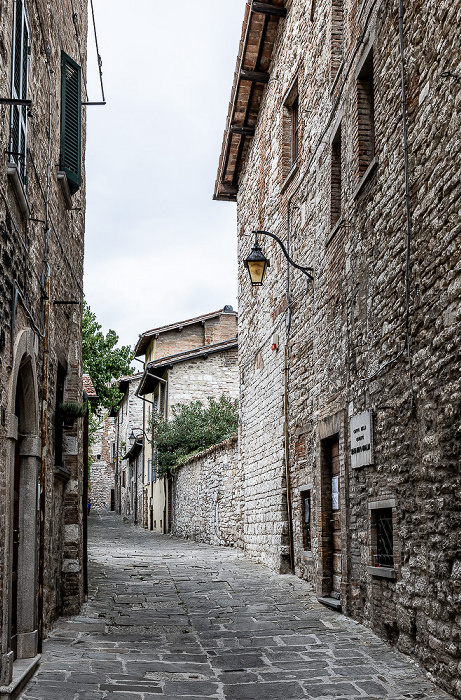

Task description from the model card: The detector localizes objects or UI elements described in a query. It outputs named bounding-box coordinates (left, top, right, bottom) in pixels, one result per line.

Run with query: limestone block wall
left=228, top=0, right=461, bottom=695
left=167, top=348, right=239, bottom=416
left=172, top=437, right=243, bottom=548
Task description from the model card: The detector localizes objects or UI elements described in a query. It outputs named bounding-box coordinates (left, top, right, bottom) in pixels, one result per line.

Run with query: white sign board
left=350, top=410, right=373, bottom=468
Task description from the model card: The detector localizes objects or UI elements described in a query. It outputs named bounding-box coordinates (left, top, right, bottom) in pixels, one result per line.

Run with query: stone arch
left=3, top=328, right=40, bottom=680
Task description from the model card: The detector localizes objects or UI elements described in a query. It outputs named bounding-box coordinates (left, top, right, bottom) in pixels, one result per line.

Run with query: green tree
left=152, top=395, right=238, bottom=477
left=82, top=300, right=133, bottom=411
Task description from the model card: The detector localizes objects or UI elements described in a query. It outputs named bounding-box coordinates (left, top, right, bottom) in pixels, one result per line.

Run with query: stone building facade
left=111, top=374, right=143, bottom=523
left=172, top=437, right=242, bottom=548
left=135, top=307, right=239, bottom=534
left=215, top=0, right=460, bottom=696
left=0, top=0, right=87, bottom=692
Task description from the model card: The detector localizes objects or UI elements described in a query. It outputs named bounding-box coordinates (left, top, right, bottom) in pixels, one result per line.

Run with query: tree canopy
left=82, top=300, right=133, bottom=411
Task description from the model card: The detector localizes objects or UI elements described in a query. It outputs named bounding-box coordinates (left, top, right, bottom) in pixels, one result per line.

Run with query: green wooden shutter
left=60, top=51, right=81, bottom=195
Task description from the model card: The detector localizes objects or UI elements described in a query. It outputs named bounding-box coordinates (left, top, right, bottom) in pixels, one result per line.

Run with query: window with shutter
left=60, top=51, right=82, bottom=195
left=10, top=0, right=30, bottom=185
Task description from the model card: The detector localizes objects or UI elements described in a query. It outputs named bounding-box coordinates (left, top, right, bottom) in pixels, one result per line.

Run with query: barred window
left=302, top=490, right=312, bottom=551
left=10, top=0, right=30, bottom=185
left=372, top=508, right=394, bottom=568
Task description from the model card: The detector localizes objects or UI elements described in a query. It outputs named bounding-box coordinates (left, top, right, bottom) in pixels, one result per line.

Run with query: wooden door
left=330, top=439, right=341, bottom=597
left=11, top=443, right=20, bottom=658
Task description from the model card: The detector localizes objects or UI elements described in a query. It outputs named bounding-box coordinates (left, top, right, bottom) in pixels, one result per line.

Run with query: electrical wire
left=89, top=0, right=106, bottom=104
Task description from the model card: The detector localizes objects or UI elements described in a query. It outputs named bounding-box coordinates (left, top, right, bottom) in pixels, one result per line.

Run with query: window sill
left=367, top=565, right=395, bottom=580
left=326, top=216, right=344, bottom=247
left=353, top=157, right=378, bottom=200
left=302, top=550, right=313, bottom=559
left=281, top=161, right=299, bottom=193
left=7, top=162, right=30, bottom=217
left=57, top=171, right=73, bottom=210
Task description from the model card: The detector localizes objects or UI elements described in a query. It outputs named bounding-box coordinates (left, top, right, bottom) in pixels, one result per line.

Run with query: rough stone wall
left=172, top=437, right=243, bottom=548
left=167, top=348, right=239, bottom=417
left=0, top=0, right=87, bottom=680
left=232, top=0, right=460, bottom=696
left=89, top=413, right=115, bottom=512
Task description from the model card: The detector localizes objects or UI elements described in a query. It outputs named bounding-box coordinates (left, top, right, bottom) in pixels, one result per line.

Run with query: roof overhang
left=214, top=0, right=287, bottom=202
left=137, top=338, right=238, bottom=397
left=122, top=438, right=143, bottom=461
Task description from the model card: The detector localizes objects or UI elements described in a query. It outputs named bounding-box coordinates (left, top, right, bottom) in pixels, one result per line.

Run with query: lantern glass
left=247, top=259, right=268, bottom=286
left=128, top=430, right=136, bottom=446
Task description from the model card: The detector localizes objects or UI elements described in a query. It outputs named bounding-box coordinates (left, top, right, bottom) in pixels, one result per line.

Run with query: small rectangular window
left=282, top=79, right=299, bottom=179
left=356, top=49, right=375, bottom=178
left=10, top=0, right=30, bottom=185
left=291, top=96, right=299, bottom=166
left=330, top=124, right=342, bottom=229
left=330, top=0, right=344, bottom=80
left=122, top=471, right=126, bottom=487
left=302, top=490, right=312, bottom=551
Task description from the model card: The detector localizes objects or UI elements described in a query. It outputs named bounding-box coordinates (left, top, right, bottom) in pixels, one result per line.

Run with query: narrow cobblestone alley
left=20, top=514, right=453, bottom=700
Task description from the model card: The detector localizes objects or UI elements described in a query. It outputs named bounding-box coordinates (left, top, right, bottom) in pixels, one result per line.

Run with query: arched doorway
left=2, top=329, right=40, bottom=685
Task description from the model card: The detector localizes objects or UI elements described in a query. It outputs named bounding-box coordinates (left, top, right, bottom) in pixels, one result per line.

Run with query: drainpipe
left=38, top=56, right=52, bottom=651
left=37, top=274, right=49, bottom=652
left=82, top=393, right=89, bottom=597
left=281, top=195, right=297, bottom=572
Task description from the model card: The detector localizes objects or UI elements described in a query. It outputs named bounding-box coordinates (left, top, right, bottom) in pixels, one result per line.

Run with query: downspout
left=398, top=0, right=414, bottom=408
left=38, top=57, right=52, bottom=651
left=82, top=393, right=89, bottom=597
left=37, top=274, right=49, bottom=652
left=282, top=195, right=297, bottom=572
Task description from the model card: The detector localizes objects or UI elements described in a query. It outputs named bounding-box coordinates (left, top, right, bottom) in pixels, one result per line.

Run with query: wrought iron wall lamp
left=244, top=230, right=313, bottom=286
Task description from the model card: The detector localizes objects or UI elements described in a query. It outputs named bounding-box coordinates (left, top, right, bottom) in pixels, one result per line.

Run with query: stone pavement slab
left=20, top=513, right=454, bottom=700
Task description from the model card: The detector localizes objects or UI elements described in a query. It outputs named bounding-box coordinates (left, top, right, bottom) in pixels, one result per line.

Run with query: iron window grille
left=373, top=508, right=394, bottom=567
left=10, top=0, right=30, bottom=185
left=302, top=490, right=312, bottom=551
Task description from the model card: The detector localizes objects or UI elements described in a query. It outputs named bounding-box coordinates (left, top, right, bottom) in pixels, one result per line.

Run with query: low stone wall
left=171, top=436, right=243, bottom=548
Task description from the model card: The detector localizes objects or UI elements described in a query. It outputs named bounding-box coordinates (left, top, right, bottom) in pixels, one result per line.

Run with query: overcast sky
left=84, top=1, right=245, bottom=350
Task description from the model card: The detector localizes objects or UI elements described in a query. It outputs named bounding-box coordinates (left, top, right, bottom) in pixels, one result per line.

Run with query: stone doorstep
left=317, top=596, right=342, bottom=612
left=0, top=655, right=41, bottom=700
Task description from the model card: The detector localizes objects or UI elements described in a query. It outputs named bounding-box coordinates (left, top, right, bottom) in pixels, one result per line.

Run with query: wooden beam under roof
left=252, top=2, right=287, bottom=17
left=230, top=124, right=256, bottom=136
left=240, top=69, right=270, bottom=83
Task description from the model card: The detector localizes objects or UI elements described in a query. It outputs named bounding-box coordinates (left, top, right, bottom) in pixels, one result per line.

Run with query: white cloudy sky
left=84, top=0, right=245, bottom=349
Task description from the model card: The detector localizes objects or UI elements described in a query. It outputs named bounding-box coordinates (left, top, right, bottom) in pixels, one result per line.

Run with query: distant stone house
left=0, top=0, right=88, bottom=691
left=214, top=0, right=460, bottom=697
left=135, top=307, right=239, bottom=534
left=111, top=374, right=143, bottom=523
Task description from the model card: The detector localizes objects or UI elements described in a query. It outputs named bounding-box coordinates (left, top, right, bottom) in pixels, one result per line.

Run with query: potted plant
left=58, top=400, right=88, bottom=428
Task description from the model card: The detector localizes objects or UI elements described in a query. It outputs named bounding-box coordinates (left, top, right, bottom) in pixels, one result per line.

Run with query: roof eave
left=214, top=0, right=287, bottom=202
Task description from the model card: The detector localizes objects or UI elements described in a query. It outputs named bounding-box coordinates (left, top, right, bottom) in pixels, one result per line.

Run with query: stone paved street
left=21, top=513, right=453, bottom=700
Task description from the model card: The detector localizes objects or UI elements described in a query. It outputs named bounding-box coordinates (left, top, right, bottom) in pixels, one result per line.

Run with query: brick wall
left=172, top=437, right=243, bottom=548
left=152, top=312, right=238, bottom=361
